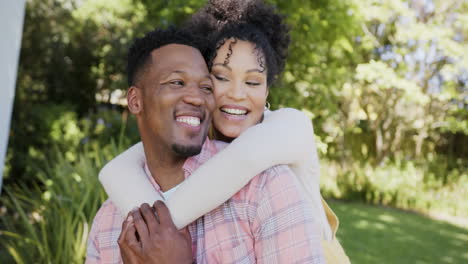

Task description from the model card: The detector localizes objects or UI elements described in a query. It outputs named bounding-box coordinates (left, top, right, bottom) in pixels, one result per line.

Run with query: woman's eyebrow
left=212, top=63, right=232, bottom=71
left=246, top=68, right=264, bottom=73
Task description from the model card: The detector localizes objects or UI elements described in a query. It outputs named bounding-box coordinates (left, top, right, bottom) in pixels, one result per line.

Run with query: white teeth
left=221, top=108, right=247, bottom=115
left=176, top=116, right=200, bottom=126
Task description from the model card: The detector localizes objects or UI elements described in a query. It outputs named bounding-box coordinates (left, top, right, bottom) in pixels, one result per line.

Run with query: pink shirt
left=86, top=139, right=324, bottom=263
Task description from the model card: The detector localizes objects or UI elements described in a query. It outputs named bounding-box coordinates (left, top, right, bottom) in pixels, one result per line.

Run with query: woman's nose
left=226, top=81, right=247, bottom=101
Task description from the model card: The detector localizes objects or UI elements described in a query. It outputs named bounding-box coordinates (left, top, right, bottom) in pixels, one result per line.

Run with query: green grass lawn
left=330, top=201, right=468, bottom=264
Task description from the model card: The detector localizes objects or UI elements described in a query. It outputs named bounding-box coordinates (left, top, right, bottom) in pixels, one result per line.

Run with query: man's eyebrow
left=164, top=71, right=211, bottom=80
left=212, top=63, right=232, bottom=71
left=161, top=70, right=186, bottom=79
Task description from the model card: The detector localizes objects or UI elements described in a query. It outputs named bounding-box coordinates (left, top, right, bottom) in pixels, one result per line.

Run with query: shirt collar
left=181, top=138, right=216, bottom=175
left=143, top=138, right=217, bottom=192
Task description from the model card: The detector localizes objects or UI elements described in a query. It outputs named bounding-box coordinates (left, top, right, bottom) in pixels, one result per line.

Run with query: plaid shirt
left=86, top=139, right=324, bottom=264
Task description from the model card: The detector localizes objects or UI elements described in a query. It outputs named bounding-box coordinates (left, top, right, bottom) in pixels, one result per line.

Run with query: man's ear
left=127, top=86, right=143, bottom=114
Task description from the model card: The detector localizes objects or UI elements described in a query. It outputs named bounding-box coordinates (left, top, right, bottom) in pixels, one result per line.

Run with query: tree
left=339, top=0, right=468, bottom=163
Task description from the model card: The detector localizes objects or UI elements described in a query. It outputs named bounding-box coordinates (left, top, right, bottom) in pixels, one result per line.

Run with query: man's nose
left=182, top=84, right=205, bottom=106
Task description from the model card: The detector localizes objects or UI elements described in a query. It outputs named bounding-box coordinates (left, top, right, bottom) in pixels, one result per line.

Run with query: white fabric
left=161, top=185, right=181, bottom=200
left=99, top=108, right=332, bottom=239
left=143, top=162, right=181, bottom=201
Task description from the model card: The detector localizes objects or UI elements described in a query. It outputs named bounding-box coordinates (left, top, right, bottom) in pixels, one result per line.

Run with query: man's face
left=129, top=44, right=215, bottom=157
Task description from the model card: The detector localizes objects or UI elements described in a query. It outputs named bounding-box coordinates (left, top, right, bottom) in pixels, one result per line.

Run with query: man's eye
left=170, top=80, right=184, bottom=86
left=214, top=75, right=228, bottom=82
left=201, top=86, right=213, bottom=93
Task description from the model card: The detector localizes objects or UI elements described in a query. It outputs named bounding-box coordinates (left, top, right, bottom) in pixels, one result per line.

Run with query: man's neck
left=143, top=143, right=186, bottom=192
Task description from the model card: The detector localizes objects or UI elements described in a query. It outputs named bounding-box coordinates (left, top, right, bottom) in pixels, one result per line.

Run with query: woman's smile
left=219, top=104, right=250, bottom=121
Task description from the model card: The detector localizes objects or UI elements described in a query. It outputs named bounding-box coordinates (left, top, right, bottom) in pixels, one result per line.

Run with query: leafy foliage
left=321, top=158, right=468, bottom=217
left=4, top=102, right=138, bottom=186
left=0, top=141, right=125, bottom=263
left=7, top=0, right=467, bottom=180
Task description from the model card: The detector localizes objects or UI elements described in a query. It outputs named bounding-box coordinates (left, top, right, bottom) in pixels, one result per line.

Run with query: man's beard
left=171, top=143, right=203, bottom=158
left=171, top=127, right=209, bottom=158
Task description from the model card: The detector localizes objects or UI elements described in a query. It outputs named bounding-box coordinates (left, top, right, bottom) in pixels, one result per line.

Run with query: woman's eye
left=246, top=81, right=261, bottom=86
left=214, top=75, right=228, bottom=82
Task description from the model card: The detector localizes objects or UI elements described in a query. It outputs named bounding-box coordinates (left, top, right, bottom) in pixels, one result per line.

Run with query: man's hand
left=117, top=201, right=193, bottom=264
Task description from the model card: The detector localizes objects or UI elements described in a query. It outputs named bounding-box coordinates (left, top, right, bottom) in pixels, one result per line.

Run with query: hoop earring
left=264, top=101, right=271, bottom=111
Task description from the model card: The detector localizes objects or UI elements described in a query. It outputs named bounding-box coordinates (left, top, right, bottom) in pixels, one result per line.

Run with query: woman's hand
left=118, top=201, right=193, bottom=264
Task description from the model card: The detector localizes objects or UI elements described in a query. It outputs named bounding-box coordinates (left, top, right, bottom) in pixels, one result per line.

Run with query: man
left=86, top=26, right=324, bottom=263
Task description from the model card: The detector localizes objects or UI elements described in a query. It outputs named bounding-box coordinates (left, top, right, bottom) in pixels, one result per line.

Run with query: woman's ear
left=127, top=86, right=142, bottom=114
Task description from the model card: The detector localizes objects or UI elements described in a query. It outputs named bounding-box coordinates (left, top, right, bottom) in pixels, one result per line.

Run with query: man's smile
left=174, top=109, right=206, bottom=133
left=176, top=116, right=201, bottom=127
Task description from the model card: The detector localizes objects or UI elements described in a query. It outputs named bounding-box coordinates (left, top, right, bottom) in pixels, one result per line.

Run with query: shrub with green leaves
left=4, top=102, right=138, bottom=185
left=321, top=159, right=468, bottom=218
left=0, top=141, right=125, bottom=263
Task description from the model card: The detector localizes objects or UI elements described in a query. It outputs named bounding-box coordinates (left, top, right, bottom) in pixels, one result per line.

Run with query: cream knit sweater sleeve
left=99, top=108, right=332, bottom=239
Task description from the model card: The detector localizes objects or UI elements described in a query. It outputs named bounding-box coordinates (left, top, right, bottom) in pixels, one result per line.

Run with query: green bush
left=321, top=159, right=468, bottom=218
left=6, top=103, right=81, bottom=184
left=4, top=103, right=138, bottom=184
left=0, top=141, right=126, bottom=263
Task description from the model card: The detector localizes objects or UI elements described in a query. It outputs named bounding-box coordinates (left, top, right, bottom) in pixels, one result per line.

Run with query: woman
left=101, top=1, right=349, bottom=262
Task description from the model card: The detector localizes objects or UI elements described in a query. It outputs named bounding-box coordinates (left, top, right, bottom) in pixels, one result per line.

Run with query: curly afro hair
left=127, top=26, right=211, bottom=86
left=186, top=0, right=290, bottom=86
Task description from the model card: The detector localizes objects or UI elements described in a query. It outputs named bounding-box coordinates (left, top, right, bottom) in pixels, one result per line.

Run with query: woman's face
left=211, top=39, right=268, bottom=139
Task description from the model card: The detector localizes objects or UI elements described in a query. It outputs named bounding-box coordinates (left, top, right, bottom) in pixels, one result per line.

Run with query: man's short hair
left=127, top=26, right=210, bottom=86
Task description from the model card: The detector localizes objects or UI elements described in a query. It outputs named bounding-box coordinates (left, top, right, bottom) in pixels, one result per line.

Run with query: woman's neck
left=211, top=113, right=266, bottom=143
left=212, top=128, right=235, bottom=143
